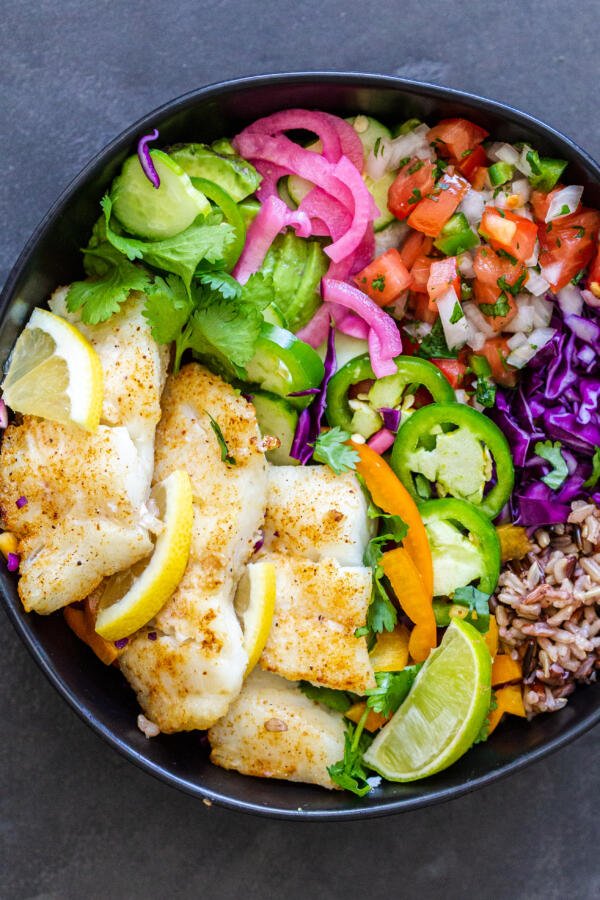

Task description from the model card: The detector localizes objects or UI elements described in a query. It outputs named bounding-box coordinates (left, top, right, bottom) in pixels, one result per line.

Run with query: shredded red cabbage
left=6, top=552, right=19, bottom=573
left=15, top=496, right=27, bottom=509
left=137, top=129, right=161, bottom=189
left=290, top=320, right=336, bottom=464
left=491, top=300, right=600, bottom=525
left=114, top=637, right=129, bottom=649
left=380, top=407, right=401, bottom=432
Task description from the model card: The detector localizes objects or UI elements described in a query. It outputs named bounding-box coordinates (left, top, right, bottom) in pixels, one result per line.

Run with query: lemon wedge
left=1, top=307, right=103, bottom=432
left=235, top=561, right=276, bottom=674
left=94, top=470, right=193, bottom=641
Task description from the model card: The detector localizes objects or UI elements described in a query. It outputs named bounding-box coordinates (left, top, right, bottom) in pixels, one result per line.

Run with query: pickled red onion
left=232, top=195, right=311, bottom=284
left=244, top=109, right=343, bottom=162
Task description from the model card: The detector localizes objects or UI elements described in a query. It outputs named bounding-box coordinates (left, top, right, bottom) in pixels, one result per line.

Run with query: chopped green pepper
left=420, top=498, right=501, bottom=596
left=390, top=402, right=514, bottom=518
left=326, top=354, right=456, bottom=434
left=191, top=176, right=246, bottom=270
left=525, top=150, right=568, bottom=193
left=487, top=162, right=514, bottom=187
left=392, top=118, right=422, bottom=137
left=433, top=212, right=479, bottom=256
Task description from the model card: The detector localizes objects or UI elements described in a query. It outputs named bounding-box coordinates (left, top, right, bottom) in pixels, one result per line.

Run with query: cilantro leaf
left=417, top=318, right=457, bottom=360
left=143, top=274, right=192, bottom=343
left=240, top=271, right=276, bottom=310
left=311, top=427, right=359, bottom=475
left=474, top=376, right=496, bottom=408
left=479, top=293, right=511, bottom=317
left=298, top=682, right=352, bottom=712
left=449, top=302, right=464, bottom=324
left=534, top=440, right=569, bottom=490
left=196, top=270, right=241, bottom=299
left=327, top=713, right=374, bottom=797
left=583, top=446, right=600, bottom=490
left=365, top=665, right=421, bottom=717
left=364, top=534, right=398, bottom=635
left=497, top=272, right=526, bottom=296
left=66, top=244, right=151, bottom=324
left=206, top=412, right=236, bottom=465
left=102, top=195, right=235, bottom=292
left=452, top=585, right=491, bottom=633
left=367, top=499, right=408, bottom=544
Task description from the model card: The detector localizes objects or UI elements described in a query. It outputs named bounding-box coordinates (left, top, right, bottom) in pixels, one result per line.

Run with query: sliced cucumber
left=347, top=115, right=391, bottom=155
left=350, top=402, right=383, bottom=439
left=317, top=332, right=369, bottom=369
left=267, top=231, right=327, bottom=331
left=111, top=150, right=210, bottom=240
left=211, top=138, right=236, bottom=156
left=365, top=170, right=396, bottom=232
left=251, top=391, right=299, bottom=466
left=287, top=172, right=313, bottom=206
left=262, top=302, right=287, bottom=328
left=278, top=177, right=297, bottom=209
left=168, top=143, right=261, bottom=202
left=239, top=197, right=260, bottom=225
left=245, top=323, right=325, bottom=408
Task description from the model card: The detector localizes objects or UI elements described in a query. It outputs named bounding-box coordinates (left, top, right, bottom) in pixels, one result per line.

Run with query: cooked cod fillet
left=0, top=292, right=167, bottom=613
left=259, top=551, right=376, bottom=693
left=208, top=668, right=346, bottom=789
left=120, top=364, right=269, bottom=732
left=262, top=465, right=372, bottom=565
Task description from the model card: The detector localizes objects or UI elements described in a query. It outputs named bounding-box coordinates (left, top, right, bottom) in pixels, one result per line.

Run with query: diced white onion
left=374, top=219, right=409, bottom=254
left=458, top=189, right=485, bottom=226
left=507, top=332, right=528, bottom=350
left=511, top=178, right=531, bottom=204
left=524, top=240, right=539, bottom=267
left=436, top=287, right=470, bottom=349
left=403, top=320, right=432, bottom=341
left=506, top=326, right=555, bottom=368
left=581, top=288, right=600, bottom=309
left=457, top=252, right=475, bottom=279
left=525, top=267, right=549, bottom=296
left=454, top=389, right=471, bottom=405
left=490, top=143, right=520, bottom=166
left=532, top=295, right=554, bottom=327
left=504, top=294, right=535, bottom=333
left=463, top=302, right=496, bottom=339
left=466, top=329, right=486, bottom=351
left=516, top=146, right=534, bottom=177
left=556, top=283, right=584, bottom=316
left=540, top=260, right=562, bottom=286
left=546, top=185, right=583, bottom=222
left=366, top=124, right=433, bottom=179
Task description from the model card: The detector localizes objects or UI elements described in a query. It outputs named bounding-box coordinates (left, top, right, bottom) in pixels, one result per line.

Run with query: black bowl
left=2, top=72, right=599, bottom=820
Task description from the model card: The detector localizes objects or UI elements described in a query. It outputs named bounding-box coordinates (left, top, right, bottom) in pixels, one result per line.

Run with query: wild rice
left=494, top=501, right=600, bottom=716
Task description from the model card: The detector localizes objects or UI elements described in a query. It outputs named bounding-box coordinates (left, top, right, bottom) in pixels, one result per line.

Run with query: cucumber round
left=251, top=391, right=299, bottom=466
left=111, top=150, right=209, bottom=240
left=346, top=116, right=391, bottom=155
left=239, top=198, right=260, bottom=225
left=262, top=302, right=287, bottom=328
left=168, top=143, right=261, bottom=202
left=245, top=323, right=324, bottom=408
left=365, top=171, right=396, bottom=232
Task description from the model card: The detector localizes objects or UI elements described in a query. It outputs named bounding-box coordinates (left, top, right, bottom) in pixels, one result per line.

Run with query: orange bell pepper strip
left=64, top=604, right=119, bottom=666
left=369, top=624, right=410, bottom=673
left=345, top=702, right=389, bottom=733
left=483, top=614, right=499, bottom=659
left=352, top=441, right=434, bottom=599
left=381, top=546, right=437, bottom=662
left=491, top=655, right=522, bottom=686
left=486, top=683, right=527, bottom=737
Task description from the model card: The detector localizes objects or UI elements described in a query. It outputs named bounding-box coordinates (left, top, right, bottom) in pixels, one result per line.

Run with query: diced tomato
left=530, top=185, right=565, bottom=223
left=412, top=292, right=439, bottom=325
left=474, top=337, right=518, bottom=387
left=472, top=245, right=524, bottom=332
left=431, top=358, right=467, bottom=388
left=427, top=118, right=489, bottom=160
left=399, top=231, right=432, bottom=269
left=538, top=208, right=600, bottom=291
left=470, top=167, right=488, bottom=191
left=387, top=158, right=436, bottom=220
left=427, top=257, right=460, bottom=302
left=457, top=144, right=487, bottom=180
left=410, top=254, right=433, bottom=293
left=354, top=249, right=412, bottom=306
left=588, top=244, right=600, bottom=296
left=479, top=207, right=538, bottom=262
left=407, top=173, right=470, bottom=237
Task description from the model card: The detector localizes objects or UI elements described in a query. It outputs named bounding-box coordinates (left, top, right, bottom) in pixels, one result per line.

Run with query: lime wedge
left=363, top=619, right=491, bottom=781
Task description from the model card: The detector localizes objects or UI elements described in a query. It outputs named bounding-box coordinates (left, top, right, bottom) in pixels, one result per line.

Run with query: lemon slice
left=364, top=619, right=492, bottom=782
left=235, top=561, right=276, bottom=674
left=1, top=307, right=103, bottom=432
left=94, top=470, right=193, bottom=641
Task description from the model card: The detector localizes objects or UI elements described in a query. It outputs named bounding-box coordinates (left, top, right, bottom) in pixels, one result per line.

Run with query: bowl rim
left=2, top=70, right=599, bottom=821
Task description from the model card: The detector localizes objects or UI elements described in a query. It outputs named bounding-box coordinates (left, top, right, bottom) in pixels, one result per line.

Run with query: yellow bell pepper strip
left=496, top=524, right=533, bottom=563
left=345, top=702, right=389, bottom=733
left=369, top=624, right=410, bottom=672
left=64, top=603, right=119, bottom=666
left=381, top=546, right=437, bottom=662
left=352, top=441, right=434, bottom=599
left=484, top=614, right=499, bottom=659
left=0, top=531, right=18, bottom=559
left=491, top=655, right=522, bottom=686
left=487, top=684, right=527, bottom=736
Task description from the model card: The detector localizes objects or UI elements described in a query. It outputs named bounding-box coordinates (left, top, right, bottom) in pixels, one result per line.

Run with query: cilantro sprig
left=361, top=500, right=408, bottom=641
left=365, top=666, right=421, bottom=717
left=327, top=709, right=374, bottom=797
left=311, top=427, right=359, bottom=475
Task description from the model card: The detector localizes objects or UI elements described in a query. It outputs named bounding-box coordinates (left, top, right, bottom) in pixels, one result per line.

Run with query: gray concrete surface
left=1, top=1, right=599, bottom=897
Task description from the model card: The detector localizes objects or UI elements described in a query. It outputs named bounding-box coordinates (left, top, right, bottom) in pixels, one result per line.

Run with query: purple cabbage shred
left=137, top=128, right=161, bottom=189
